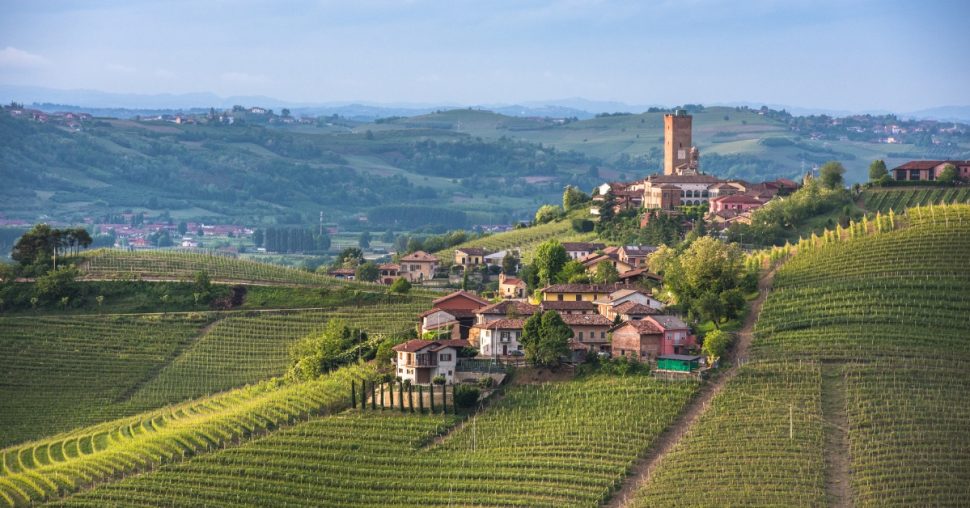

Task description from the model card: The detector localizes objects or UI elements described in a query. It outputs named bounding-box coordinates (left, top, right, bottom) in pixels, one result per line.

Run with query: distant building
left=454, top=247, right=489, bottom=268
left=664, top=110, right=699, bottom=176
left=892, top=160, right=970, bottom=182
left=399, top=251, right=439, bottom=282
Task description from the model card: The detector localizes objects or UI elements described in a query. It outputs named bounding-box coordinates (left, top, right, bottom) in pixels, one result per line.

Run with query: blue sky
left=1, top=0, right=968, bottom=111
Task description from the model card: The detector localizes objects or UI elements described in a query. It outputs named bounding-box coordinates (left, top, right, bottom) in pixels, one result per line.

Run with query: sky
left=1, top=0, right=968, bottom=112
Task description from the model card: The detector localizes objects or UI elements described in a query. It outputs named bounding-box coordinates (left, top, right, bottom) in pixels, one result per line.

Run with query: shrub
left=453, top=384, right=481, bottom=408
left=432, top=374, right=446, bottom=385
left=388, top=278, right=411, bottom=294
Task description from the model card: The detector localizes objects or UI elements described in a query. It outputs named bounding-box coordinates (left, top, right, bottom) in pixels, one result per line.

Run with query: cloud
left=221, top=71, right=269, bottom=84
left=105, top=63, right=137, bottom=73
left=0, top=47, right=48, bottom=68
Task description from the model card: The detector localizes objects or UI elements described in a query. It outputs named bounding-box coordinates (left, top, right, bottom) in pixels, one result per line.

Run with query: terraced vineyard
left=635, top=203, right=970, bottom=507
left=0, top=315, right=209, bottom=448
left=127, top=302, right=430, bottom=407
left=862, top=187, right=970, bottom=213
left=435, top=218, right=601, bottom=262
left=0, top=364, right=373, bottom=507
left=51, top=375, right=697, bottom=507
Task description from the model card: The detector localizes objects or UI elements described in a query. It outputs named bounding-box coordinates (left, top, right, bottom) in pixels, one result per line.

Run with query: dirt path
left=821, top=365, right=853, bottom=507
left=605, top=268, right=776, bottom=508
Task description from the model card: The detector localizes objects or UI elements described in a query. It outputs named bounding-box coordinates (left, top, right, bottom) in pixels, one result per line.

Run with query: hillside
left=633, top=204, right=970, bottom=506
left=4, top=105, right=968, bottom=229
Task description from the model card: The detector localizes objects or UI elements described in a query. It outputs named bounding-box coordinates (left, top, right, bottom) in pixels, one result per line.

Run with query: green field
left=635, top=203, right=970, bottom=506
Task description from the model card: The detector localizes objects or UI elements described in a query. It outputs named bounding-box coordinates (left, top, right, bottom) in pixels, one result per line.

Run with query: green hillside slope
left=635, top=204, right=970, bottom=506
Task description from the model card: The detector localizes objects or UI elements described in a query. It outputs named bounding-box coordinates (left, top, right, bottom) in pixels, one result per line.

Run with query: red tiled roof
left=477, top=300, right=538, bottom=315
left=400, top=250, right=438, bottom=262
left=611, top=319, right=662, bottom=334
left=482, top=319, right=526, bottom=330
left=500, top=277, right=526, bottom=286
left=614, top=301, right=658, bottom=315
left=541, top=283, right=639, bottom=294
left=392, top=339, right=469, bottom=353
left=432, top=290, right=489, bottom=307
left=560, top=314, right=613, bottom=326
left=540, top=301, right=596, bottom=311
left=456, top=247, right=489, bottom=256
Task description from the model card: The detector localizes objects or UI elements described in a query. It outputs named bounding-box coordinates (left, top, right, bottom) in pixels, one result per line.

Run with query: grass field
left=635, top=203, right=970, bottom=507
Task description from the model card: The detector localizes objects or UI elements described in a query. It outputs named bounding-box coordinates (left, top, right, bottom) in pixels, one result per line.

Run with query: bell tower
left=664, top=110, right=692, bottom=175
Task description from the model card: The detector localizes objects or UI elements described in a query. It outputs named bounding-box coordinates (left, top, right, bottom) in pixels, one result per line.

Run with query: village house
left=610, top=315, right=694, bottom=361
left=327, top=268, right=356, bottom=280
left=392, top=339, right=469, bottom=385
left=419, top=308, right=461, bottom=339
left=560, top=313, right=613, bottom=353
left=595, top=288, right=665, bottom=318
left=616, top=245, right=656, bottom=268
left=454, top=247, right=489, bottom=269
left=891, top=160, right=970, bottom=182
left=539, top=300, right=598, bottom=315
left=420, top=290, right=490, bottom=340
left=709, top=193, right=767, bottom=214
left=580, top=251, right=635, bottom=275
left=498, top=273, right=528, bottom=299
left=378, top=263, right=401, bottom=285
left=616, top=267, right=663, bottom=285
left=399, top=251, right=439, bottom=282
left=478, top=319, right=525, bottom=358
left=484, top=250, right=514, bottom=267
left=561, top=242, right=606, bottom=260
left=474, top=300, right=538, bottom=325
left=612, top=301, right=659, bottom=321
left=540, top=283, right=640, bottom=303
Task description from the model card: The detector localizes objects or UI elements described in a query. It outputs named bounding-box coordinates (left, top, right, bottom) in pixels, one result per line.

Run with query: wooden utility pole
left=789, top=404, right=794, bottom=440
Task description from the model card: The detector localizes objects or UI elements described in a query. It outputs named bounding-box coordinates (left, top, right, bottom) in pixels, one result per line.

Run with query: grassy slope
left=635, top=204, right=970, bottom=506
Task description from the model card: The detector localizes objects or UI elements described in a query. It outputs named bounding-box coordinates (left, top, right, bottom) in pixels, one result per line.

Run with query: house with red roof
left=498, top=273, right=528, bottom=299
left=892, top=160, right=970, bottom=182
left=392, top=339, right=469, bottom=384
left=611, top=314, right=696, bottom=361
left=398, top=250, right=439, bottom=282
left=478, top=319, right=526, bottom=358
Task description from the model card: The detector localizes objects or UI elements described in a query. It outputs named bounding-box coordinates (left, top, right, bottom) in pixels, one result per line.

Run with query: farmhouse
left=647, top=315, right=696, bottom=355
left=616, top=245, right=656, bottom=268
left=399, top=250, right=439, bottom=282
left=419, top=308, right=460, bottom=338
left=595, top=289, right=664, bottom=319
left=610, top=319, right=664, bottom=360
left=891, top=160, right=970, bottom=182
left=327, top=268, right=355, bottom=280
left=392, top=339, right=469, bottom=385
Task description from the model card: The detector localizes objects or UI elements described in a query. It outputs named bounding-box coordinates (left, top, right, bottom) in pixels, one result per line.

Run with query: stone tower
left=664, top=110, right=693, bottom=175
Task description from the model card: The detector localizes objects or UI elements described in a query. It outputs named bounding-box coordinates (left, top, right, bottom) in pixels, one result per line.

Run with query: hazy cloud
left=0, top=47, right=48, bottom=68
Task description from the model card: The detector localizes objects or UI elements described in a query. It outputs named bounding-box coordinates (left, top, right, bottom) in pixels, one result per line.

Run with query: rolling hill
left=4, top=104, right=968, bottom=229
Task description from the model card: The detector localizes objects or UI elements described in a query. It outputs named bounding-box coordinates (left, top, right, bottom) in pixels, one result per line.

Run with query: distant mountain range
left=2, top=84, right=969, bottom=122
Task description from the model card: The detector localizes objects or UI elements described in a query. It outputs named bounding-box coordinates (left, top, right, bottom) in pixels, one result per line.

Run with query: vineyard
left=756, top=203, right=970, bottom=505
left=75, top=249, right=437, bottom=296
left=0, top=315, right=209, bottom=448
left=434, top=219, right=601, bottom=262
left=126, top=301, right=431, bottom=407
left=633, top=362, right=827, bottom=506
left=861, top=187, right=970, bottom=213
left=48, top=375, right=697, bottom=507
left=0, top=364, right=373, bottom=507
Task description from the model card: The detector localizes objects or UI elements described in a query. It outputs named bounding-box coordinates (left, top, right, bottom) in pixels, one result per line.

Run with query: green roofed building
left=657, top=354, right=703, bottom=372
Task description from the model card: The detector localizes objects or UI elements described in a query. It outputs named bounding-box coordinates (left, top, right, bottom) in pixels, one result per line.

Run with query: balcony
left=402, top=353, right=437, bottom=368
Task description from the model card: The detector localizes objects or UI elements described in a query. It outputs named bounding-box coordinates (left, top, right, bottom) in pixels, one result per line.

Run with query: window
left=500, top=331, right=511, bottom=342
left=578, top=331, right=584, bottom=340
left=575, top=295, right=582, bottom=301
left=601, top=332, right=606, bottom=339
left=439, top=353, right=452, bottom=361
left=558, top=295, right=564, bottom=301
left=517, top=345, right=523, bottom=351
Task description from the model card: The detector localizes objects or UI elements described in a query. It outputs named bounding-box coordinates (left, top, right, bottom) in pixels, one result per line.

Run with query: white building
left=478, top=319, right=525, bottom=358
left=392, top=339, right=469, bottom=385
